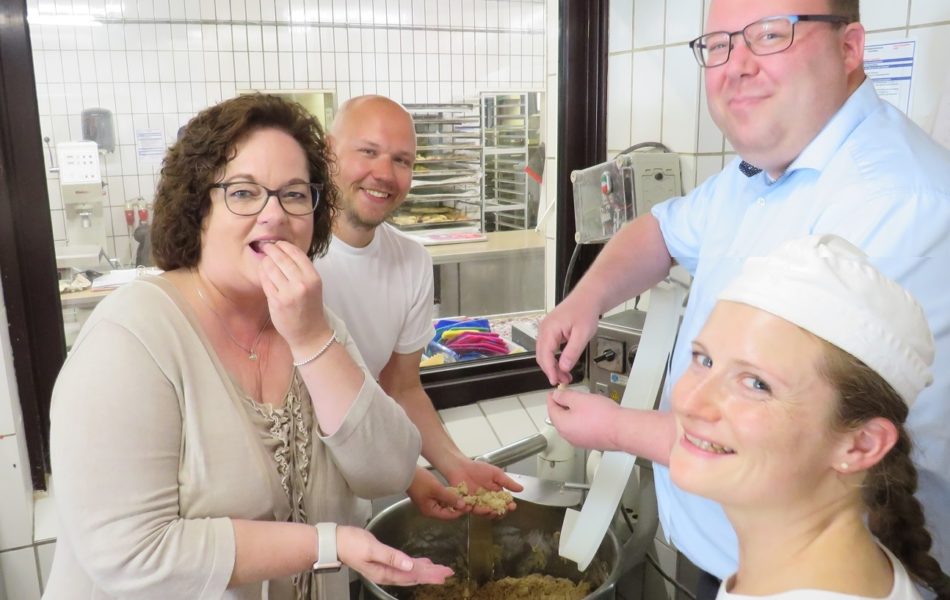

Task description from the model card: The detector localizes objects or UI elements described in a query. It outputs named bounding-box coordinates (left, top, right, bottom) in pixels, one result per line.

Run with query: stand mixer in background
left=55, top=141, right=115, bottom=272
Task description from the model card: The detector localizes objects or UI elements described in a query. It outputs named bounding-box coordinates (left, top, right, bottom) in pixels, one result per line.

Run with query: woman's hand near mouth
left=258, top=241, right=331, bottom=352
left=259, top=240, right=366, bottom=436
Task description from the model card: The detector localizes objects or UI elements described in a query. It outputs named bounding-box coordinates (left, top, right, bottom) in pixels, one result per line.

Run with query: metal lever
left=475, top=432, right=547, bottom=469
left=593, top=349, right=616, bottom=363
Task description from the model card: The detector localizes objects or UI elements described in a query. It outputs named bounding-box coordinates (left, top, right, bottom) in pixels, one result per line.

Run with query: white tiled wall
left=28, top=0, right=547, bottom=266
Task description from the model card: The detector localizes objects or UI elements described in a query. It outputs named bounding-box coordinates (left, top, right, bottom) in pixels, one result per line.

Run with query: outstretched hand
left=407, top=467, right=468, bottom=520
left=445, top=458, right=524, bottom=518
left=337, top=525, right=454, bottom=586
left=547, top=388, right=620, bottom=451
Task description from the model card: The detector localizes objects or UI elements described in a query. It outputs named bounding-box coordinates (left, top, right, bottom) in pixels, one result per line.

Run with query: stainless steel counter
left=426, top=229, right=544, bottom=265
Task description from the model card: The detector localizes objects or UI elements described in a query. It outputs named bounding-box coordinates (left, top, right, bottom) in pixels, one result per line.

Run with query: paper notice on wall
left=135, top=128, right=166, bottom=164
left=864, top=39, right=916, bottom=115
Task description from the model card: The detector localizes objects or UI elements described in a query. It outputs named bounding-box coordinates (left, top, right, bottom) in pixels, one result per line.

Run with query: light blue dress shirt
left=651, top=78, right=950, bottom=578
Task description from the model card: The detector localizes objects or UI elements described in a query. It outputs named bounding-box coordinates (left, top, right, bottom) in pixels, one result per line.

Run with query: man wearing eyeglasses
left=537, top=1, right=950, bottom=596
left=313, top=97, right=522, bottom=529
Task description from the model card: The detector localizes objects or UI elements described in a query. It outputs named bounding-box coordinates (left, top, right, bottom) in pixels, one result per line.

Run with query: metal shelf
left=393, top=103, right=484, bottom=234
left=481, top=92, right=543, bottom=232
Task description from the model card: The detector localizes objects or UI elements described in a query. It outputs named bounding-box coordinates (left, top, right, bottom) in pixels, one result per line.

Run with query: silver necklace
left=194, top=278, right=270, bottom=361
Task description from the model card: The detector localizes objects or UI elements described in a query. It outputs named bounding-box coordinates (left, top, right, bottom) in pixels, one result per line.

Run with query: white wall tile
left=0, top=546, right=41, bottom=600
left=0, top=322, right=18, bottom=438
left=607, top=52, right=633, bottom=152
left=168, top=0, right=186, bottom=19
left=678, top=154, right=697, bottom=193
left=630, top=48, right=663, bottom=143
left=861, top=0, right=909, bottom=31
left=661, top=47, right=701, bottom=153
left=518, top=389, right=550, bottom=431
left=153, top=0, right=170, bottom=20
left=665, top=0, right=703, bottom=45
left=546, top=0, right=558, bottom=74
left=909, top=1, right=950, bottom=26
left=0, top=436, right=34, bottom=550
left=439, top=404, right=500, bottom=458
left=480, top=396, right=540, bottom=444
left=36, top=542, right=56, bottom=593
left=609, top=0, right=634, bottom=53
left=696, top=77, right=722, bottom=153
left=696, top=154, right=723, bottom=188
left=633, top=0, right=665, bottom=49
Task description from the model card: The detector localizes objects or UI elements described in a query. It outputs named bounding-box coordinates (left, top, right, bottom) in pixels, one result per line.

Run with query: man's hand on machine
left=535, top=296, right=600, bottom=385
left=547, top=387, right=621, bottom=452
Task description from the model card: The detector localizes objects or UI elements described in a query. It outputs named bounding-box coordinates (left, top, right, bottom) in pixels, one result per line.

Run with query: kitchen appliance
left=587, top=309, right=648, bottom=403
left=55, top=141, right=109, bottom=270
left=571, top=147, right=682, bottom=245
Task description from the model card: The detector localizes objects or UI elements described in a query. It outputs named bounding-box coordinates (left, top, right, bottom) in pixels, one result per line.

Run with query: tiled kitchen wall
left=29, top=0, right=547, bottom=266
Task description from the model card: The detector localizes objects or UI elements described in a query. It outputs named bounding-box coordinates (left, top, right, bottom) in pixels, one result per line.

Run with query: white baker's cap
left=717, top=234, right=933, bottom=406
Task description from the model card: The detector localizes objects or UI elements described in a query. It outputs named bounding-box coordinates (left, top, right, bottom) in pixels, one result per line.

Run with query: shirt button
left=756, top=197, right=765, bottom=207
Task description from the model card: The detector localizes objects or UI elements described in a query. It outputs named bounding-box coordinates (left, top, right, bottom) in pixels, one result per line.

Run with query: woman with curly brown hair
left=45, top=94, right=452, bottom=600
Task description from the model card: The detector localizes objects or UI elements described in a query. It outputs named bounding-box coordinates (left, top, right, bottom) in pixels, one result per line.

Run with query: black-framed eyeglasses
left=211, top=181, right=323, bottom=216
left=689, top=14, right=850, bottom=68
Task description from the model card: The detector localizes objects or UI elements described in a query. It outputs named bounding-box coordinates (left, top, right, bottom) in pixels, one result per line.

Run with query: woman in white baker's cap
left=669, top=234, right=949, bottom=599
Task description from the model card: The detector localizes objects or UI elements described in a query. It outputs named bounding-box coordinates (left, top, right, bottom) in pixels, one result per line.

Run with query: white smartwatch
left=313, top=522, right=343, bottom=573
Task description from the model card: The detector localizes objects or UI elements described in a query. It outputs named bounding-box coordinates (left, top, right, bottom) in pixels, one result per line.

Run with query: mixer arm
left=616, top=458, right=660, bottom=575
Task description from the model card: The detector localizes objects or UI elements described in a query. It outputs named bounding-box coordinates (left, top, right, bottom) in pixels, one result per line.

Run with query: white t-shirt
left=314, top=223, right=436, bottom=379
left=717, top=545, right=923, bottom=600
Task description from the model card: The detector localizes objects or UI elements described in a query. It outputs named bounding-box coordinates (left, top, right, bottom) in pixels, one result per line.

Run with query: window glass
left=32, top=0, right=556, bottom=369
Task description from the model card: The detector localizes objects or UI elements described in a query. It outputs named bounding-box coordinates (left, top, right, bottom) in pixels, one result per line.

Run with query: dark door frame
left=0, top=0, right=68, bottom=489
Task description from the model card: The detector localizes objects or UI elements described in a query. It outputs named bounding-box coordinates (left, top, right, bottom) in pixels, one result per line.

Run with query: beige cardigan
left=45, top=276, right=421, bottom=599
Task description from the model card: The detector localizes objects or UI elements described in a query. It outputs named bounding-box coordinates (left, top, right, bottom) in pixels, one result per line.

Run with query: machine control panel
left=592, top=337, right=625, bottom=374
left=588, top=309, right=647, bottom=403
left=57, top=141, right=102, bottom=186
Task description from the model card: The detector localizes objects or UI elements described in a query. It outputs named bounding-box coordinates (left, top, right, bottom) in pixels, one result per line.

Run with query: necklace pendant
left=248, top=352, right=258, bottom=361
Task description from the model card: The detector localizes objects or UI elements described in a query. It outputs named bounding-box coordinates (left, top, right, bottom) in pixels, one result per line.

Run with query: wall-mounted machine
left=56, top=140, right=108, bottom=270
left=569, top=143, right=683, bottom=403
left=571, top=144, right=682, bottom=245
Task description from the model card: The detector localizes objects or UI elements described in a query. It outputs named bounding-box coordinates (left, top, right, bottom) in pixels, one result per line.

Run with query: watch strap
left=313, top=522, right=342, bottom=572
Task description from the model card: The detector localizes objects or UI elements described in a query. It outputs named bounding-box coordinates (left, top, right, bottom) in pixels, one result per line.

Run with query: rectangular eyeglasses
left=689, top=14, right=850, bottom=68
left=211, top=181, right=322, bottom=216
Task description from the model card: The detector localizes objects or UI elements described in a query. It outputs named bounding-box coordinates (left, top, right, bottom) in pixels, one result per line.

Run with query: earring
left=839, top=462, right=849, bottom=471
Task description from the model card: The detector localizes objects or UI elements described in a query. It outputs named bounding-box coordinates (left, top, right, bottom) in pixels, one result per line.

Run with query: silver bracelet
left=293, top=330, right=337, bottom=367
